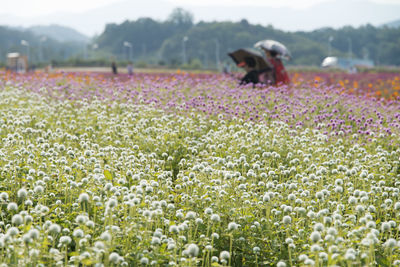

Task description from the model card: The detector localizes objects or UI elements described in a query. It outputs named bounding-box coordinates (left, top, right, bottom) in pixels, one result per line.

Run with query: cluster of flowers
left=292, top=72, right=400, bottom=100
left=0, top=71, right=399, bottom=266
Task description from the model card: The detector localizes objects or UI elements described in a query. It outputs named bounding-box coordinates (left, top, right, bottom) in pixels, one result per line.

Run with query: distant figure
left=111, top=61, right=118, bottom=75
left=222, top=62, right=231, bottom=74
left=127, top=62, right=134, bottom=75
left=238, top=57, right=259, bottom=85
left=264, top=50, right=290, bottom=85
left=44, top=64, right=53, bottom=73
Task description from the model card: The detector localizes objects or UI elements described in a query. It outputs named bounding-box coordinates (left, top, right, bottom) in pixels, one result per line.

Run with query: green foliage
left=1, top=9, right=400, bottom=68
left=95, top=15, right=400, bottom=67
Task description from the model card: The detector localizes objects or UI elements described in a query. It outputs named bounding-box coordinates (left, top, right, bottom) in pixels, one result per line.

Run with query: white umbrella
left=321, top=56, right=338, bottom=68
left=255, top=40, right=291, bottom=59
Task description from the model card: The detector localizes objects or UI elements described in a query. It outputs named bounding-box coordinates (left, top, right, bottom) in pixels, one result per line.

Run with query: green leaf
left=104, top=170, right=113, bottom=181
left=81, top=259, right=94, bottom=266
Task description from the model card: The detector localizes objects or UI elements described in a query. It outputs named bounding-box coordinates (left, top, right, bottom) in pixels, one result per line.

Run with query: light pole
left=123, top=41, right=132, bottom=61
left=215, top=39, right=220, bottom=71
left=347, top=38, right=352, bottom=59
left=182, top=36, right=188, bottom=65
left=92, top=43, right=98, bottom=59
left=328, top=36, right=333, bottom=56
left=21, top=40, right=30, bottom=62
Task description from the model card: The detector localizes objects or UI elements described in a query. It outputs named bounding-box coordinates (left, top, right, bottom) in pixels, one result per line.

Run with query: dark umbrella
left=254, top=40, right=291, bottom=59
left=228, top=48, right=272, bottom=72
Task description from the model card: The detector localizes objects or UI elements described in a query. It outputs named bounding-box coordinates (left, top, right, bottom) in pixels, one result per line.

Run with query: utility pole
left=21, top=40, right=30, bottom=62
left=215, top=39, right=220, bottom=71
left=182, top=36, right=188, bottom=65
left=123, top=41, right=133, bottom=61
left=328, top=36, right=333, bottom=56
left=347, top=38, right=352, bottom=59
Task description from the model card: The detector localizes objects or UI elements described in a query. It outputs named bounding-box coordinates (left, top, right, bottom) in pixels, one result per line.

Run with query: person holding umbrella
left=228, top=48, right=273, bottom=86
left=238, top=56, right=259, bottom=85
left=255, top=40, right=291, bottom=85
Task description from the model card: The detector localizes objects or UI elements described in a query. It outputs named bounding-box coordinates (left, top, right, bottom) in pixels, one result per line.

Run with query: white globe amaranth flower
left=219, top=251, right=230, bottom=261
left=186, top=243, right=199, bottom=257
left=310, top=231, right=321, bottom=243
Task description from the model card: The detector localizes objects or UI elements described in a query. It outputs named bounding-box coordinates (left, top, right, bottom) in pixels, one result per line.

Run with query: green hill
left=94, top=9, right=400, bottom=66
left=29, top=24, right=89, bottom=43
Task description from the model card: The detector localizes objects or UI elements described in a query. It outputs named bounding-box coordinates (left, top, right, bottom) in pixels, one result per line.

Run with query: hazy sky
left=2, top=0, right=399, bottom=16
left=1, top=0, right=400, bottom=35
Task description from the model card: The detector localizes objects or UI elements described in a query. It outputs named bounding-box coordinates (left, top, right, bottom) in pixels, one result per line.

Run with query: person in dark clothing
left=238, top=57, right=259, bottom=85
left=111, top=61, right=118, bottom=75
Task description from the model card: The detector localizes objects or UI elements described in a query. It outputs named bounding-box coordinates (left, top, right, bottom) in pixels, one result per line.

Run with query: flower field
left=0, top=71, right=400, bottom=266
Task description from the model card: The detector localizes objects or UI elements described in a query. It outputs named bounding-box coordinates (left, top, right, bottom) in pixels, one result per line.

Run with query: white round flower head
left=381, top=222, right=391, bottom=232
left=168, top=242, right=176, bottom=250
left=7, top=227, right=19, bottom=237
left=12, top=214, right=24, bottom=226
left=22, top=234, right=32, bottom=244
left=385, top=238, right=397, bottom=248
left=29, top=249, right=40, bottom=258
left=310, top=231, right=321, bottom=243
left=345, top=251, right=356, bottom=261
left=204, top=208, right=213, bottom=215
left=109, top=252, right=119, bottom=264
left=73, top=229, right=84, bottom=238
left=220, top=251, right=230, bottom=261
left=17, top=188, right=28, bottom=199
left=169, top=225, right=179, bottom=234
left=185, top=211, right=196, bottom=220
left=140, top=257, right=149, bottom=265
left=49, top=224, right=61, bottom=235
left=79, top=193, right=90, bottom=203
left=151, top=237, right=160, bottom=245
left=211, top=214, right=220, bottom=222
left=212, top=233, right=220, bottom=239
left=76, top=215, right=88, bottom=224
left=327, top=227, right=338, bottom=236
left=59, top=236, right=72, bottom=245
left=29, top=228, right=40, bottom=240
left=299, top=254, right=308, bottom=261
left=277, top=261, right=287, bottom=267
left=314, top=223, right=324, bottom=232
left=285, top=238, right=293, bottom=244
left=34, top=185, right=44, bottom=194
left=107, top=198, right=118, bottom=209
left=282, top=216, right=292, bottom=224
left=304, top=259, right=315, bottom=265
left=311, top=244, right=321, bottom=252
left=95, top=241, right=105, bottom=250
left=228, top=222, right=239, bottom=231
left=100, top=231, right=111, bottom=241
left=7, top=202, right=18, bottom=212
left=187, top=243, right=199, bottom=257
left=211, top=256, right=219, bottom=262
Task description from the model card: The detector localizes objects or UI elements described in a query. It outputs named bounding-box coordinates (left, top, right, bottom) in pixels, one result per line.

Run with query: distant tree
left=167, top=8, right=194, bottom=28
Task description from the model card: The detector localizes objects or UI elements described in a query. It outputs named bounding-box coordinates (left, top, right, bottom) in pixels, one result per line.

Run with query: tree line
left=1, top=8, right=399, bottom=68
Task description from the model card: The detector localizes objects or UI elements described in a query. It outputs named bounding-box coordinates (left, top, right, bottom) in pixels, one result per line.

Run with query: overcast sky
left=1, top=0, right=400, bottom=35
left=1, top=0, right=399, bottom=16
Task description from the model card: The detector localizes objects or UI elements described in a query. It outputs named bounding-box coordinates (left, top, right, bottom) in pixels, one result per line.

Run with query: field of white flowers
left=1, top=73, right=400, bottom=266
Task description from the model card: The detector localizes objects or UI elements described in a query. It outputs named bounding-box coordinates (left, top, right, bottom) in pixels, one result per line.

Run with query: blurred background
left=1, top=0, right=399, bottom=72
